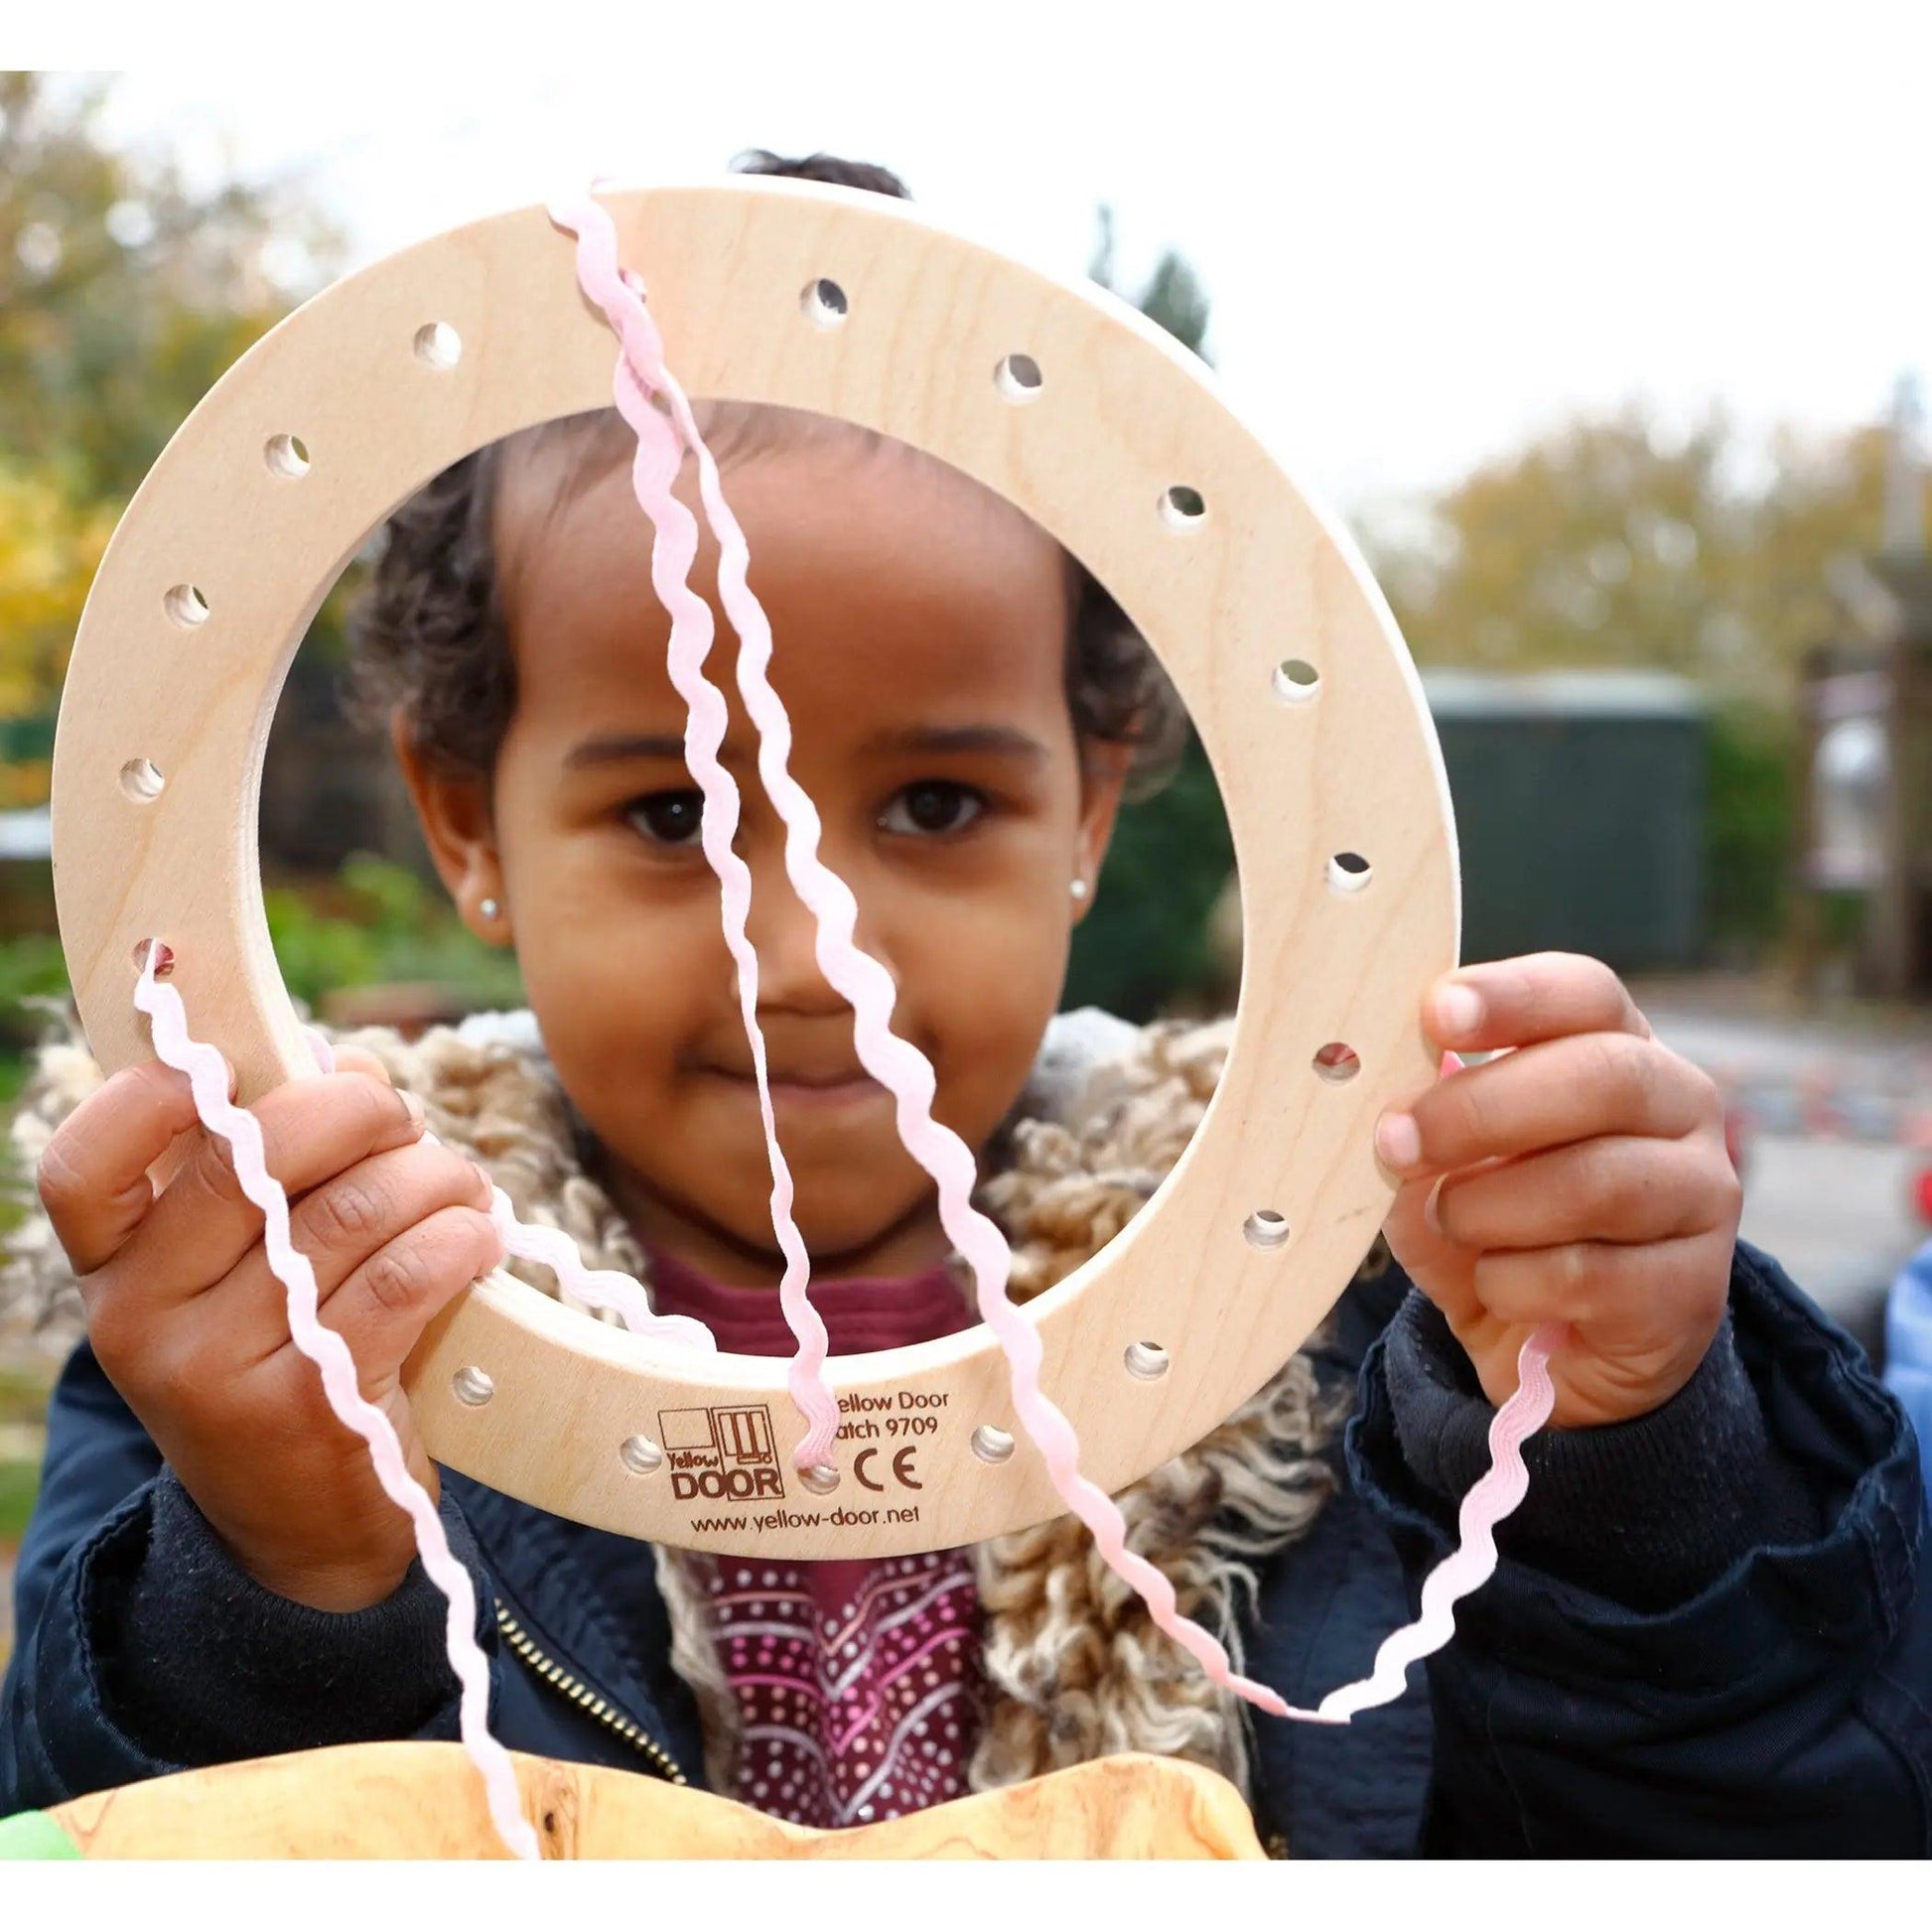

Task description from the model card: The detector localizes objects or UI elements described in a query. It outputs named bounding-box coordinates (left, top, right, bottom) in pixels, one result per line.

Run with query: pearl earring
left=1070, top=879, right=1090, bottom=902
left=480, top=897, right=500, bottom=921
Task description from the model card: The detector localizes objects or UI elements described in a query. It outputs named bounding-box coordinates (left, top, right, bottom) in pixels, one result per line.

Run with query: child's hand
left=1374, top=952, right=1740, bottom=1429
left=35, top=1049, right=505, bottom=1611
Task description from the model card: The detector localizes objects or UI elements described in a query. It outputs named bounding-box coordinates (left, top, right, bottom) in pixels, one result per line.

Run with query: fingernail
left=1376, top=1111, right=1422, bottom=1171
left=1436, top=983, right=1483, bottom=1039
left=402, top=1091, right=426, bottom=1130
left=221, top=1055, right=238, bottom=1098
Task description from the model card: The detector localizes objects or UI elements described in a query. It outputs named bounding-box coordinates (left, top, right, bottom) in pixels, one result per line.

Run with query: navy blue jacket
left=5, top=1241, right=1930, bottom=1856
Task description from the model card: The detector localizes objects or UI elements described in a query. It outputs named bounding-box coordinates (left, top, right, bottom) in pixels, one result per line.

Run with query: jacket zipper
left=492, top=1599, right=688, bottom=1786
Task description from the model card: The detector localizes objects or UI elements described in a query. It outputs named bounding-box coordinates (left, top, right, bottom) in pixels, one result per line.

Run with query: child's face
left=401, top=427, right=1125, bottom=1284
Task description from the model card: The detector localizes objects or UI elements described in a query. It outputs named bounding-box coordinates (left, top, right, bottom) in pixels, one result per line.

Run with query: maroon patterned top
left=647, top=1249, right=984, bottom=1828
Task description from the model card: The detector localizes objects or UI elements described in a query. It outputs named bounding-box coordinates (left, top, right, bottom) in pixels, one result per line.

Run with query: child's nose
left=742, top=857, right=887, bottom=1018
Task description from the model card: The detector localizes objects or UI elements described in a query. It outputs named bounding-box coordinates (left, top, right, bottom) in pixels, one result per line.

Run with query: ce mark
left=855, top=1447, right=922, bottom=1492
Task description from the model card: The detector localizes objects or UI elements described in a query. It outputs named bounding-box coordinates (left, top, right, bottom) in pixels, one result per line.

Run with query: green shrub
left=267, top=854, right=526, bottom=1012
left=0, top=932, right=70, bottom=1050
left=1063, top=735, right=1233, bottom=1021
left=1704, top=707, right=1795, bottom=958
left=0, top=852, right=527, bottom=1058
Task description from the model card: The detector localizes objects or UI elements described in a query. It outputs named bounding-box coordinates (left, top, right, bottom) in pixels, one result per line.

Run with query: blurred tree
left=0, top=73, right=342, bottom=500
left=1363, top=404, right=1929, bottom=699
left=1064, top=208, right=1235, bottom=1020
left=1090, top=204, right=1213, bottom=361
left=0, top=465, right=113, bottom=807
left=0, top=72, right=344, bottom=795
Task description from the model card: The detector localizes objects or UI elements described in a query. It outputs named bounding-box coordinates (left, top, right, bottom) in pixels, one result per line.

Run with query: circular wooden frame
left=52, top=179, right=1457, bottom=1559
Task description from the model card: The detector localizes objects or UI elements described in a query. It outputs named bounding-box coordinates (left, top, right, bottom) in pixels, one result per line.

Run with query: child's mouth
left=709, top=1065, right=890, bottom=1114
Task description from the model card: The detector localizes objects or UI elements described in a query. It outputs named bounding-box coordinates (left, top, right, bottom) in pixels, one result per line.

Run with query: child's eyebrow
left=561, top=723, right=1049, bottom=772
left=562, top=732, right=689, bottom=770
left=865, top=724, right=1049, bottom=763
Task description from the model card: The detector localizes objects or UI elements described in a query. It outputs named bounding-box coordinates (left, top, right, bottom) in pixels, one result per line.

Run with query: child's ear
left=1073, top=741, right=1133, bottom=922
left=389, top=710, right=506, bottom=940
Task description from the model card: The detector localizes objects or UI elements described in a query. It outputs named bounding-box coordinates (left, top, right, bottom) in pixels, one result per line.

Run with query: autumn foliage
left=0, top=73, right=340, bottom=809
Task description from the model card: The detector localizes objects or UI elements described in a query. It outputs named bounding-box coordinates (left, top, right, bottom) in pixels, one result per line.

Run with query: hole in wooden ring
left=131, top=938, right=174, bottom=978
left=619, top=1434, right=663, bottom=1475
left=1124, top=1340, right=1171, bottom=1381
left=164, top=584, right=208, bottom=627
left=413, top=322, right=462, bottom=370
left=1327, top=851, right=1372, bottom=894
left=1243, top=1209, right=1291, bottom=1251
left=971, top=1425, right=1016, bottom=1464
left=798, top=1462, right=841, bottom=1495
left=119, top=759, right=165, bottom=802
left=1160, top=484, right=1207, bottom=529
left=264, top=434, right=310, bottom=480
left=453, top=1364, right=494, bottom=1406
left=1312, top=1041, right=1361, bottom=1083
left=800, top=278, right=848, bottom=328
left=1272, top=658, right=1320, bottom=703
left=995, top=353, right=1042, bottom=401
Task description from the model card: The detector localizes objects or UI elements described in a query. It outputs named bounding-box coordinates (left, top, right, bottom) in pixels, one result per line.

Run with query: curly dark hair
left=342, top=150, right=1186, bottom=801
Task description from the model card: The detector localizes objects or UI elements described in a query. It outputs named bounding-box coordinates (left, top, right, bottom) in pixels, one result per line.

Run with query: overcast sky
left=54, top=2, right=1932, bottom=520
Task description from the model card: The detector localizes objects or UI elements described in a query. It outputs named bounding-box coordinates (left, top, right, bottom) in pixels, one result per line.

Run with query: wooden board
left=46, top=1742, right=1266, bottom=1860
left=52, top=178, right=1457, bottom=1557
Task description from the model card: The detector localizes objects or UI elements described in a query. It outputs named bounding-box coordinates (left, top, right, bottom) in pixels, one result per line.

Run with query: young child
left=3, top=151, right=1928, bottom=1858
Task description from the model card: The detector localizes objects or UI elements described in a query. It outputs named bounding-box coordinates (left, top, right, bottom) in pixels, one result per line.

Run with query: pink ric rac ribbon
left=132, top=945, right=540, bottom=1861
left=544, top=190, right=844, bottom=1473
left=547, top=187, right=1565, bottom=1725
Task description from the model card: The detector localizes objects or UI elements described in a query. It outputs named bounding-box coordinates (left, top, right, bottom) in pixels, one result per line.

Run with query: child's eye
left=623, top=789, right=705, bottom=846
left=879, top=781, right=986, bottom=837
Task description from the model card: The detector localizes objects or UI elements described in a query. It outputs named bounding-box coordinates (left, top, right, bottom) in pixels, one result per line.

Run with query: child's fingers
left=1382, top=1173, right=1482, bottom=1328
left=1432, top=1133, right=1726, bottom=1254
left=1375, top=1034, right=1716, bottom=1179
left=1469, top=1227, right=1733, bottom=1348
left=179, top=1137, right=494, bottom=1374
left=296, top=1203, right=504, bottom=1397
left=116, top=1072, right=429, bottom=1310
left=38, top=1058, right=237, bottom=1278
left=1422, top=952, right=1651, bottom=1058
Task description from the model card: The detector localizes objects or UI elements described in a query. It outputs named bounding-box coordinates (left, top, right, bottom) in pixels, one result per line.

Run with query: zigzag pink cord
left=481, top=1201, right=715, bottom=1346
left=550, top=195, right=841, bottom=1472
left=134, top=947, right=541, bottom=1861
left=549, top=188, right=1564, bottom=1724
left=1303, top=1324, right=1556, bottom=1721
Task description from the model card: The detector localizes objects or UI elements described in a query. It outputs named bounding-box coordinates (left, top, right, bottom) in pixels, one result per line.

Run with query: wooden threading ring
left=52, top=179, right=1458, bottom=1560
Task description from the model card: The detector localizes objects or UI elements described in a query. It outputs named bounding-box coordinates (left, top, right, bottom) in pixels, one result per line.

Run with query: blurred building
left=1797, top=556, right=1932, bottom=997
left=1796, top=379, right=1932, bottom=998
left=1425, top=669, right=1709, bottom=969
